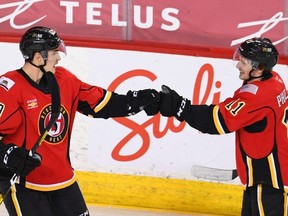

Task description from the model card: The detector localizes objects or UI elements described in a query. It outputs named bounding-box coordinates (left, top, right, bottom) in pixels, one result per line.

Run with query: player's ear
left=32, top=52, right=44, bottom=65
left=252, top=68, right=263, bottom=77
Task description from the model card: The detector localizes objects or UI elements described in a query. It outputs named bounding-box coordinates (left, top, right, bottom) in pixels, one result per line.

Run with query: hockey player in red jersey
left=0, top=26, right=159, bottom=216
left=157, top=38, right=288, bottom=215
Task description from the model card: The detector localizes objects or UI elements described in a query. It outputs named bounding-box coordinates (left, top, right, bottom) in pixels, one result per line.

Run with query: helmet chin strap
left=29, top=61, right=48, bottom=75
left=246, top=61, right=264, bottom=82
left=247, top=69, right=264, bottom=82
left=28, top=51, right=48, bottom=73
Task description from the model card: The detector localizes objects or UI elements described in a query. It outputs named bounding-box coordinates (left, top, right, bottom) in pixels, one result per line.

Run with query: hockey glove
left=127, top=89, right=160, bottom=115
left=160, top=85, right=190, bottom=121
left=3, top=145, right=41, bottom=177
left=144, top=101, right=160, bottom=116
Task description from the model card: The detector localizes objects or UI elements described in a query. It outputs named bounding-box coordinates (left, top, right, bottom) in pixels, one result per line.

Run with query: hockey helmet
left=237, top=37, right=278, bottom=70
left=19, top=26, right=66, bottom=61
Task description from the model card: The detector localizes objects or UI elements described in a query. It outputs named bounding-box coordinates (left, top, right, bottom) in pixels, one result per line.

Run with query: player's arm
left=183, top=104, right=230, bottom=134
left=77, top=83, right=160, bottom=118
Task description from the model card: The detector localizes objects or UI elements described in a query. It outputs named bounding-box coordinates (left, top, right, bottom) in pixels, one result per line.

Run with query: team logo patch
left=0, top=76, right=15, bottom=91
left=38, top=105, right=69, bottom=144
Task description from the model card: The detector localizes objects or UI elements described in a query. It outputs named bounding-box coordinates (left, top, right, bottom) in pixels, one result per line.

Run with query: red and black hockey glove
left=2, top=144, right=41, bottom=177
left=160, top=85, right=190, bottom=121
left=126, top=89, right=160, bottom=115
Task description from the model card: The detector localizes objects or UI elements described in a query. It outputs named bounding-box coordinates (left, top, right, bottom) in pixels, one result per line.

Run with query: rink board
left=76, top=171, right=242, bottom=216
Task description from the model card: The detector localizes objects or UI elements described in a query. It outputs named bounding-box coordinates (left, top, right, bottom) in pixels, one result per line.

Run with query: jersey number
left=225, top=99, right=245, bottom=116
left=0, top=103, right=5, bottom=117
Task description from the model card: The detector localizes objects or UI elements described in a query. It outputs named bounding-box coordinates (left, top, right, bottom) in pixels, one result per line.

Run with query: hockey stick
left=0, top=71, right=61, bottom=204
left=191, top=165, right=238, bottom=181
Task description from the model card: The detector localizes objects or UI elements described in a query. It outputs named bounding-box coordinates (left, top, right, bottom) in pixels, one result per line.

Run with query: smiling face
left=235, top=54, right=263, bottom=83
left=235, top=54, right=253, bottom=81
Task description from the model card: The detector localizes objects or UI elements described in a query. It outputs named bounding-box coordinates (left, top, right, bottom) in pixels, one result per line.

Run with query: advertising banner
left=0, top=0, right=287, bottom=62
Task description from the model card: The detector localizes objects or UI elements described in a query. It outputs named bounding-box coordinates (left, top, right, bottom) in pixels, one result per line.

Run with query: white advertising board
left=59, top=46, right=288, bottom=183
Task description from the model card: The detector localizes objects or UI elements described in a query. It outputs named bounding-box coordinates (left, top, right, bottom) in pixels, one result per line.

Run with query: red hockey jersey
left=221, top=72, right=288, bottom=190
left=0, top=66, right=127, bottom=191
left=185, top=71, right=288, bottom=190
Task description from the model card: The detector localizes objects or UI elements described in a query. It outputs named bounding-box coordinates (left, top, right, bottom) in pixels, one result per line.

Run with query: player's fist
left=126, top=89, right=160, bottom=115
left=3, top=144, right=41, bottom=177
left=160, top=85, right=190, bottom=121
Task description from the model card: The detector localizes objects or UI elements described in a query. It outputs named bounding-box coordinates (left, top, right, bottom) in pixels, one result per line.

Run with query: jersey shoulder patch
left=239, top=84, right=258, bottom=95
left=0, top=76, right=15, bottom=91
